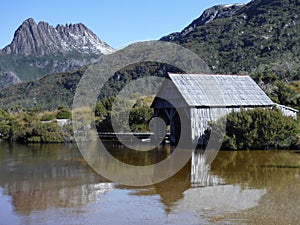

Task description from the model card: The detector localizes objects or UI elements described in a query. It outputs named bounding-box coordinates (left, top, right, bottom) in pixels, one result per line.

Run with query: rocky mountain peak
left=2, top=18, right=114, bottom=56
left=161, top=4, right=245, bottom=42
left=24, top=18, right=36, bottom=26
left=197, top=4, right=244, bottom=25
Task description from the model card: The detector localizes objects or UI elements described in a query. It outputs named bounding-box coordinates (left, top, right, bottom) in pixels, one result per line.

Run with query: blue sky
left=1, top=0, right=250, bottom=49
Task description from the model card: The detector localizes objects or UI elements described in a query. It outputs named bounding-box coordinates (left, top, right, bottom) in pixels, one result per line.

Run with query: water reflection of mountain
left=1, top=141, right=299, bottom=224
left=209, top=150, right=300, bottom=224
left=211, top=150, right=300, bottom=189
left=0, top=142, right=112, bottom=214
left=130, top=148, right=300, bottom=219
left=173, top=185, right=266, bottom=218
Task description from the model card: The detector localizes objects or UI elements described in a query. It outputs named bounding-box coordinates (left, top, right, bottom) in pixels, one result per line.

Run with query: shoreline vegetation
left=0, top=106, right=74, bottom=143
left=0, top=96, right=299, bottom=150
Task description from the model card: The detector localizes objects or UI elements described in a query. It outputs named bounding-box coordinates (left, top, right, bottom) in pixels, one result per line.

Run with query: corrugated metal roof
left=168, top=73, right=274, bottom=107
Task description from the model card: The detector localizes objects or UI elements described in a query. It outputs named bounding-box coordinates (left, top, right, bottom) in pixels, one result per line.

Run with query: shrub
left=56, top=108, right=72, bottom=119
left=129, top=106, right=154, bottom=132
left=210, top=108, right=299, bottom=150
left=0, top=108, right=70, bottom=143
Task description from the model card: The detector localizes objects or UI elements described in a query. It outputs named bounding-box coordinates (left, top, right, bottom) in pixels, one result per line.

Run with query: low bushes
left=209, top=108, right=299, bottom=150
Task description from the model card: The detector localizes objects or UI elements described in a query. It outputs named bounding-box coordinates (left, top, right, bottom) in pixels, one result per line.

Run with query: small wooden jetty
left=98, top=132, right=170, bottom=142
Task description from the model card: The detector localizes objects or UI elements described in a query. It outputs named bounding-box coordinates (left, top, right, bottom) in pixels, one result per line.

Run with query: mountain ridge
left=161, top=3, right=245, bottom=42
left=0, top=18, right=114, bottom=89
left=3, top=18, right=114, bottom=56
left=162, top=0, right=300, bottom=76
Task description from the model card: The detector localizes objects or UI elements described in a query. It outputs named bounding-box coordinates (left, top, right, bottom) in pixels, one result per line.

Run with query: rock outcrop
left=161, top=4, right=244, bottom=42
left=0, top=18, right=115, bottom=89
left=3, top=18, right=114, bottom=56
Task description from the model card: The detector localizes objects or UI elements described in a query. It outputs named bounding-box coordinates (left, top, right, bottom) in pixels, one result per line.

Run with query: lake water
left=0, top=141, right=299, bottom=225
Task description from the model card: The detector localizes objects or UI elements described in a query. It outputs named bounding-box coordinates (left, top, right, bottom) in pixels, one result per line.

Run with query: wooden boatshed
left=151, top=73, right=296, bottom=145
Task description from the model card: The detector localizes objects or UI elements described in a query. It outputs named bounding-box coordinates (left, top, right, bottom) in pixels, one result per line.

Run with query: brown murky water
left=0, top=142, right=299, bottom=225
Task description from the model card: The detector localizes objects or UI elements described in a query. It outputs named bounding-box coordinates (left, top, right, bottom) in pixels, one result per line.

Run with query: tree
left=129, top=106, right=154, bottom=132
left=95, top=97, right=154, bottom=132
